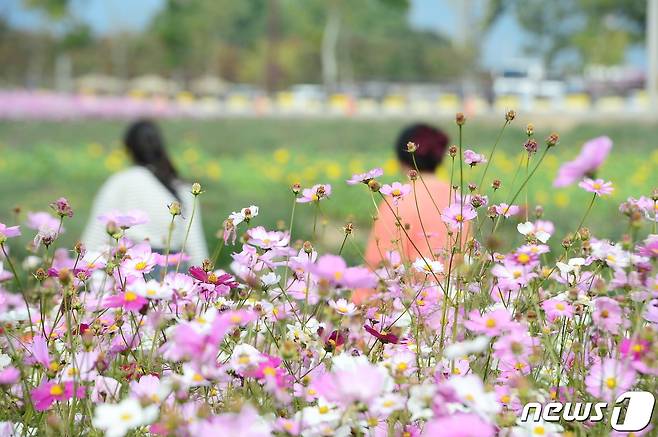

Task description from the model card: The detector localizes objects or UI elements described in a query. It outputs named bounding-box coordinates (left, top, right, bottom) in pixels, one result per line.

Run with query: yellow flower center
left=606, top=377, right=617, bottom=389
left=124, top=291, right=137, bottom=302
left=318, top=405, right=329, bottom=414
left=146, top=289, right=157, bottom=296
left=485, top=318, right=496, bottom=328
left=238, top=355, right=250, bottom=365
left=534, top=426, right=545, bottom=435
left=192, top=373, right=204, bottom=382
left=230, top=314, right=242, bottom=324
left=632, top=344, right=644, bottom=353
left=120, top=412, right=133, bottom=422
left=397, top=362, right=408, bottom=372
left=383, top=400, right=395, bottom=407
left=49, top=384, right=64, bottom=396
left=556, top=303, right=566, bottom=311
left=455, top=214, right=464, bottom=222
left=263, top=366, right=276, bottom=377
left=501, top=395, right=511, bottom=404
left=593, top=183, right=602, bottom=190
left=333, top=271, right=343, bottom=280
left=134, top=261, right=147, bottom=271
left=517, top=253, right=531, bottom=264
left=392, top=189, right=401, bottom=196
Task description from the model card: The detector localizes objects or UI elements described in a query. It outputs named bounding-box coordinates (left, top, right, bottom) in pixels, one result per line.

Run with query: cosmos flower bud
left=487, top=206, right=498, bottom=219
left=578, top=227, right=590, bottom=241
left=407, top=169, right=418, bottom=181
left=50, top=197, right=73, bottom=218
left=291, top=183, right=301, bottom=195
left=546, top=132, right=560, bottom=147
left=526, top=123, right=534, bottom=136
left=470, top=194, right=486, bottom=208
left=651, top=188, right=658, bottom=201
left=191, top=182, right=203, bottom=196
left=368, top=179, right=381, bottom=192
left=492, top=179, right=501, bottom=190
left=468, top=183, right=477, bottom=192
left=74, top=241, right=86, bottom=256
left=524, top=139, right=538, bottom=155
left=303, top=241, right=313, bottom=254
left=448, top=145, right=457, bottom=157
left=455, top=112, right=466, bottom=126
left=34, top=268, right=48, bottom=282
left=343, top=222, right=353, bottom=235
left=534, top=205, right=544, bottom=218
left=505, top=109, right=516, bottom=121
left=405, top=142, right=418, bottom=153
left=168, top=201, right=182, bottom=216
left=201, top=259, right=213, bottom=272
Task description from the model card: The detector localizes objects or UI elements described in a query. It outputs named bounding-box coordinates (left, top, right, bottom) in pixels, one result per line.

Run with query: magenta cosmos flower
left=31, top=380, right=85, bottom=411
left=585, top=358, right=636, bottom=401
left=554, top=136, right=612, bottom=187
left=578, top=178, right=614, bottom=196
left=463, top=149, right=487, bottom=166
left=346, top=167, right=383, bottom=185
left=297, top=184, right=331, bottom=203
left=0, top=223, right=21, bottom=241
left=441, top=204, right=477, bottom=230
left=380, top=182, right=411, bottom=205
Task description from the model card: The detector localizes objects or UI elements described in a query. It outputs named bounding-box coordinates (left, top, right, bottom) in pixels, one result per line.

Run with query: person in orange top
left=364, top=123, right=453, bottom=268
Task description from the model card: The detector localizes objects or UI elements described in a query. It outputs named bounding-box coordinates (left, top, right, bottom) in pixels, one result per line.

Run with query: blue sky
left=2, top=0, right=644, bottom=69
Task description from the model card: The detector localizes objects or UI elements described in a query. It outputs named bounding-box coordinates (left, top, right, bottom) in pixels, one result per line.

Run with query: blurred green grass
left=0, top=118, right=656, bottom=266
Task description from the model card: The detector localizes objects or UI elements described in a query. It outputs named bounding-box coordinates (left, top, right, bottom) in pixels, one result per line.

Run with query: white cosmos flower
left=92, top=397, right=158, bottom=437
left=261, top=272, right=280, bottom=286
left=133, top=279, right=172, bottom=300
left=444, top=336, right=490, bottom=360
left=517, top=221, right=550, bottom=243
left=328, top=298, right=358, bottom=316
left=228, top=205, right=259, bottom=225
left=447, top=374, right=501, bottom=418
left=412, top=259, right=444, bottom=274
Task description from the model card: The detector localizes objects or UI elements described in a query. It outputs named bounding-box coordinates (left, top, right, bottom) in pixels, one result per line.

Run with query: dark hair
left=123, top=119, right=180, bottom=199
left=395, top=123, right=449, bottom=172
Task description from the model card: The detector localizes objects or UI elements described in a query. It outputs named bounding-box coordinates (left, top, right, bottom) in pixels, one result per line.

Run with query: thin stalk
left=176, top=195, right=198, bottom=273
left=478, top=120, right=509, bottom=188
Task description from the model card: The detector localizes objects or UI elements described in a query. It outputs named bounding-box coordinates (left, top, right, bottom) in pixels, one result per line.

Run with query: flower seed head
left=505, top=109, right=516, bottom=121
left=168, top=201, right=182, bottom=216
left=546, top=132, right=560, bottom=148
left=526, top=123, right=534, bottom=136
left=492, top=179, right=501, bottom=190
left=191, top=182, right=203, bottom=196
left=448, top=145, right=457, bottom=157
left=455, top=112, right=466, bottom=126
left=406, top=142, right=418, bottom=153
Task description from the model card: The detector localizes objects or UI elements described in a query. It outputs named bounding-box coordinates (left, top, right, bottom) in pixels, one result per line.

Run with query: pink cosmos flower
left=464, top=309, right=513, bottom=336
left=346, top=167, right=383, bottom=185
left=31, top=380, right=85, bottom=411
left=585, top=358, right=636, bottom=401
left=441, top=204, right=477, bottom=229
left=190, top=405, right=271, bottom=436
left=463, top=149, right=487, bottom=166
left=189, top=266, right=238, bottom=296
left=493, top=203, right=520, bottom=218
left=637, top=234, right=658, bottom=259
left=296, top=184, right=332, bottom=203
left=311, top=356, right=390, bottom=406
left=423, top=413, right=494, bottom=437
left=0, top=367, right=19, bottom=385
left=103, top=291, right=148, bottom=312
left=592, top=297, right=622, bottom=333
left=246, top=226, right=290, bottom=249
left=380, top=182, right=411, bottom=205
left=310, top=254, right=376, bottom=288
left=98, top=209, right=149, bottom=229
left=121, top=242, right=157, bottom=277
left=26, top=211, right=62, bottom=233
left=578, top=178, right=614, bottom=196
left=554, top=136, right=612, bottom=187
left=542, top=298, right=574, bottom=322
left=0, top=223, right=21, bottom=240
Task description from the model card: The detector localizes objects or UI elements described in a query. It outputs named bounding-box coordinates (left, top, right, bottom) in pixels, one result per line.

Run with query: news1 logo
left=521, top=391, right=655, bottom=432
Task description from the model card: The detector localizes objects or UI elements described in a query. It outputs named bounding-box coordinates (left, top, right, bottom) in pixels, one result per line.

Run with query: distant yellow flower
left=273, top=148, right=290, bottom=165
left=206, top=161, right=222, bottom=180
left=554, top=192, right=569, bottom=208
left=324, top=162, right=342, bottom=180
left=183, top=148, right=200, bottom=164
left=87, top=142, right=103, bottom=158
left=383, top=158, right=399, bottom=175
left=348, top=159, right=365, bottom=175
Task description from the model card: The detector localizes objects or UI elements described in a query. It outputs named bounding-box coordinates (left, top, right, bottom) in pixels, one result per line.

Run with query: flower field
left=0, top=115, right=657, bottom=436
left=0, top=118, right=656, bottom=265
